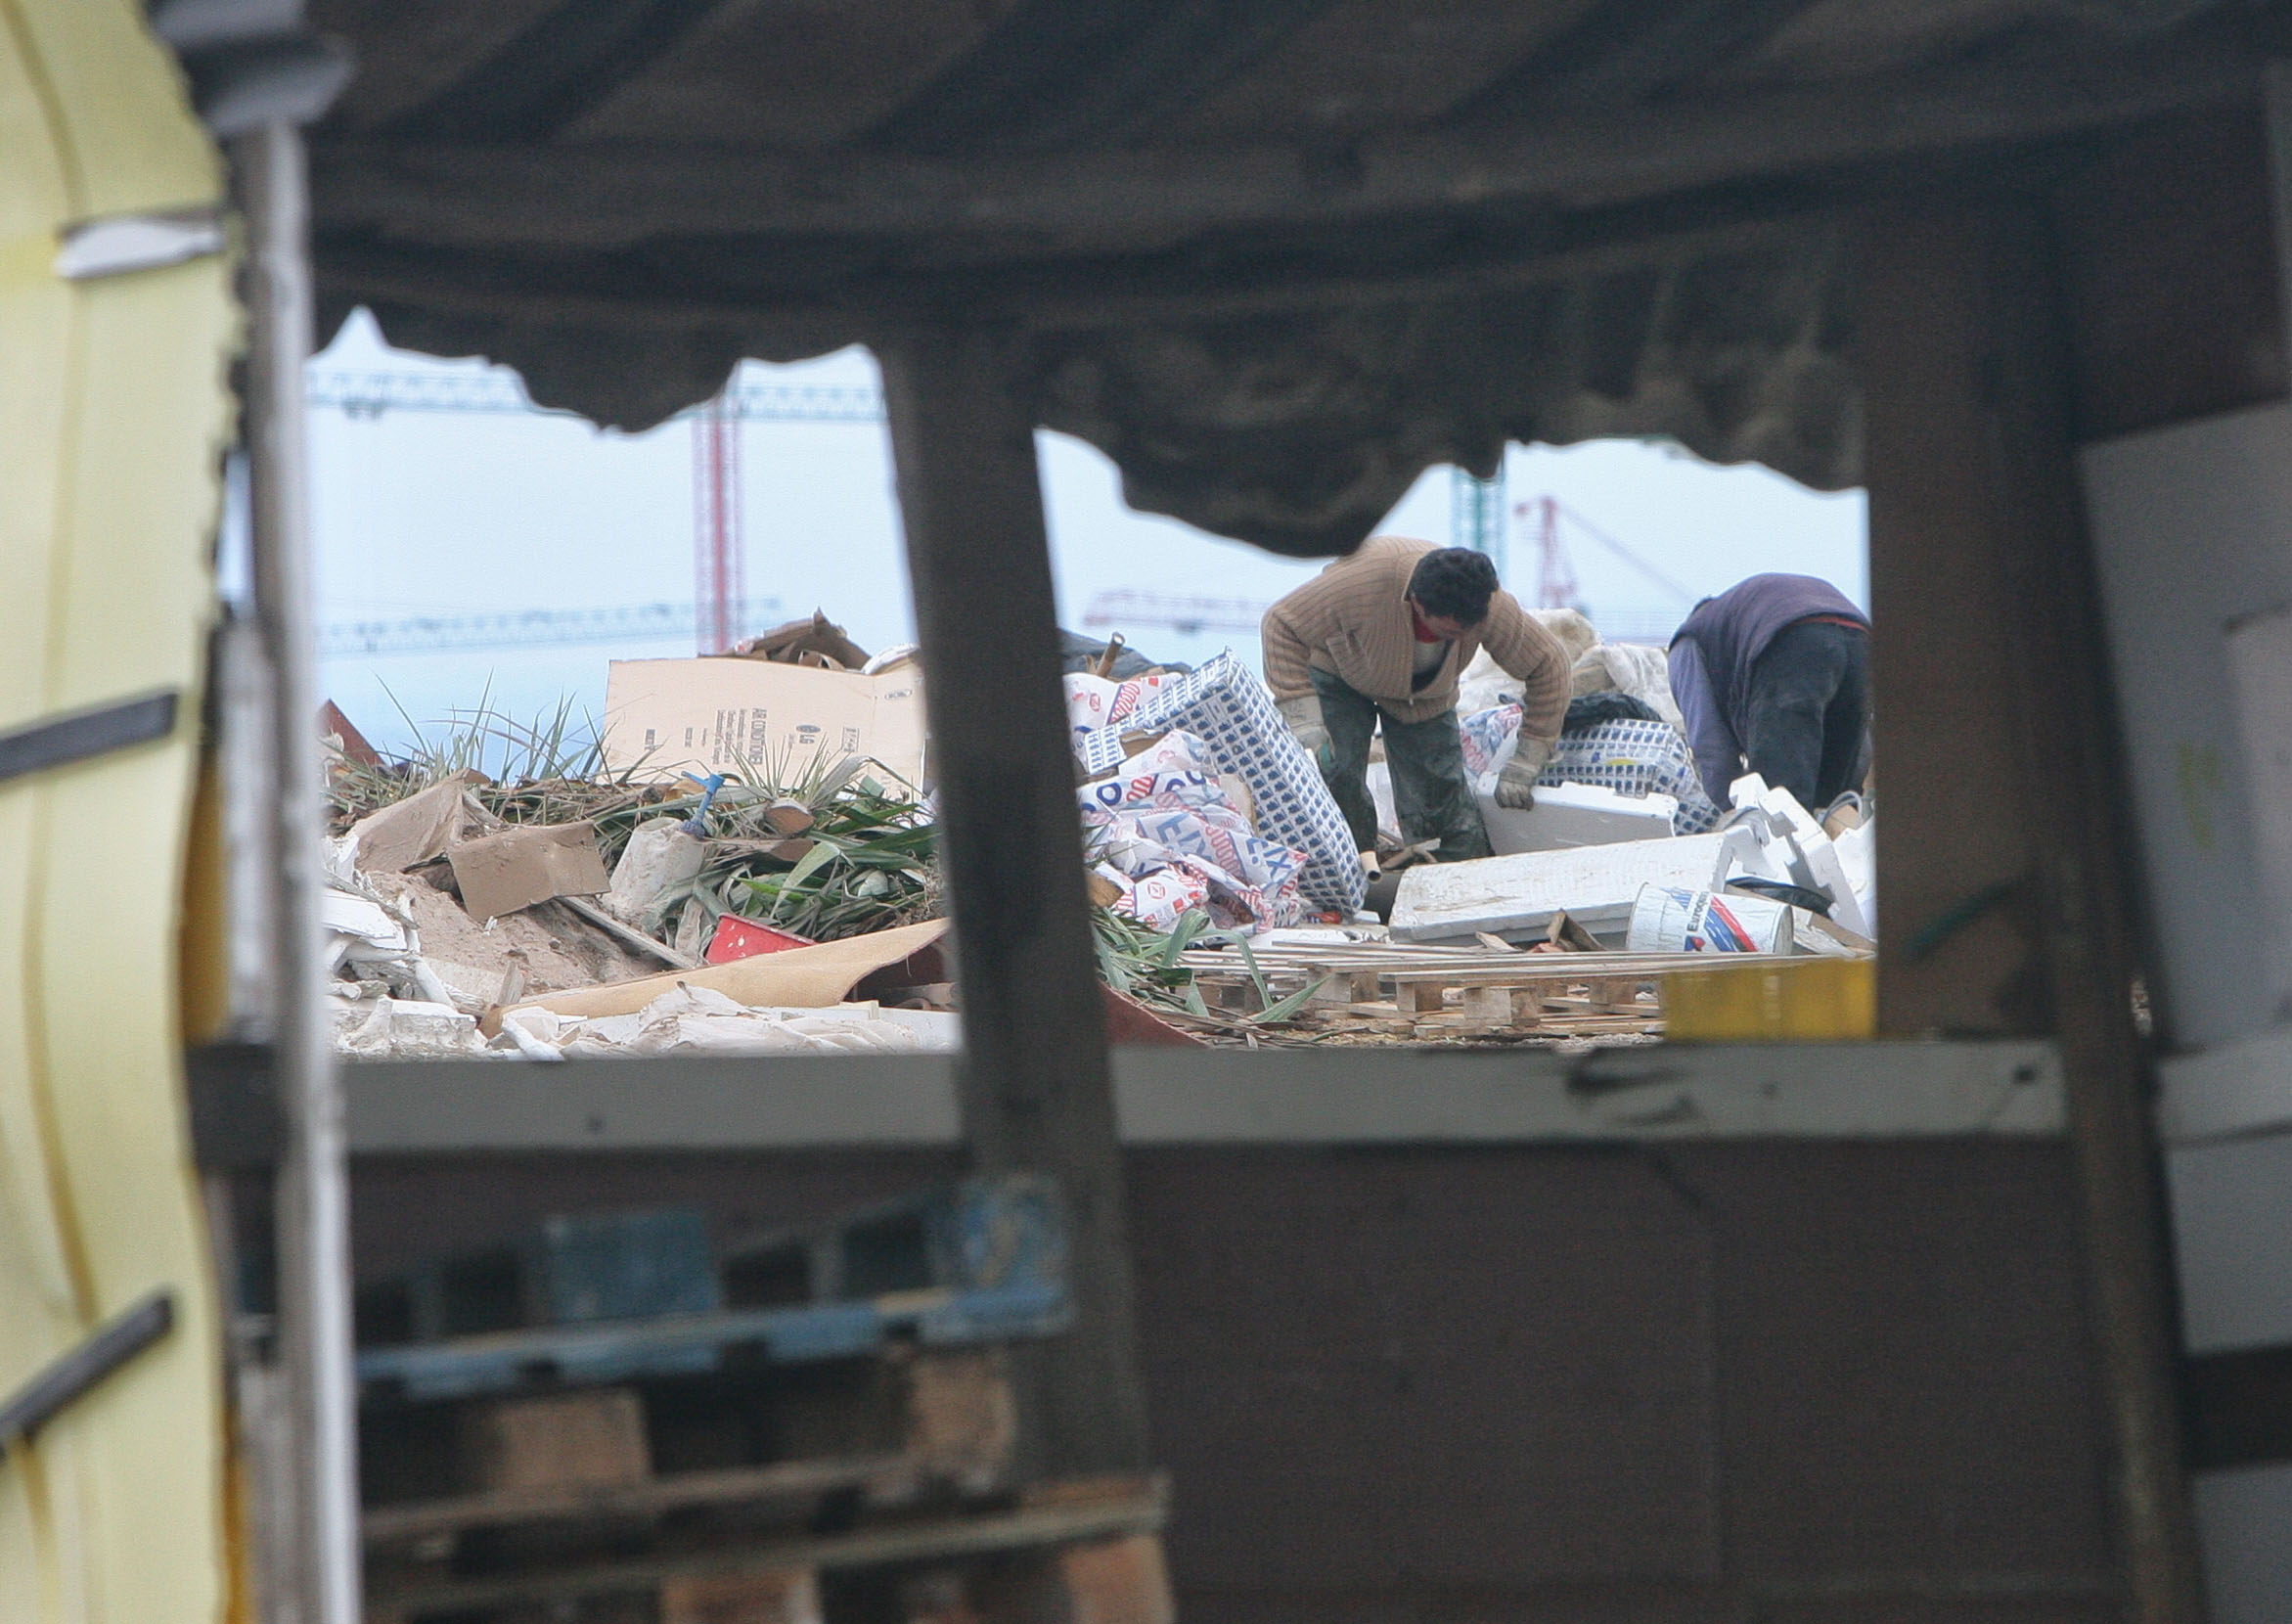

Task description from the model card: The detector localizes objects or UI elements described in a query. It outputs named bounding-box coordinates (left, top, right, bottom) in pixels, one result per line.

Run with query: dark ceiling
left=297, top=0, right=2259, bottom=554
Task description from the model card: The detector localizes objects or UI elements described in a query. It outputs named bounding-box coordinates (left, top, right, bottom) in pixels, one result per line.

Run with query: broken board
left=1389, top=834, right=1731, bottom=944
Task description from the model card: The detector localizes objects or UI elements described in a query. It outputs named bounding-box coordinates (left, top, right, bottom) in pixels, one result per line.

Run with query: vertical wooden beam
left=879, top=323, right=1150, bottom=1480
left=1863, top=204, right=2205, bottom=1624
left=1862, top=217, right=2045, bottom=1036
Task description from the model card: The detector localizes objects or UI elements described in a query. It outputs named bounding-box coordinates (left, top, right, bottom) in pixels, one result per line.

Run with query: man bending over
left=1262, top=539, right=1570, bottom=863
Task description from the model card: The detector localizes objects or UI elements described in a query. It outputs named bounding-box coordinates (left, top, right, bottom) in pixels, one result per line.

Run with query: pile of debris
left=321, top=617, right=962, bottom=1061
left=319, top=606, right=1877, bottom=1059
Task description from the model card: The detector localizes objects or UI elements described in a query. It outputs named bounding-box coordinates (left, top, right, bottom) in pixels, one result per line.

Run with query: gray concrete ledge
left=341, top=1041, right=2061, bottom=1153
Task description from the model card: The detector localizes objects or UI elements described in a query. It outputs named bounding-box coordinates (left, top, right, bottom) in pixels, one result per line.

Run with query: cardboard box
left=603, top=657, right=928, bottom=789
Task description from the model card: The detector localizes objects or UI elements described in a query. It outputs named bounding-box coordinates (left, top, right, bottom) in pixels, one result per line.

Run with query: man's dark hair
left=1408, top=548, right=1500, bottom=623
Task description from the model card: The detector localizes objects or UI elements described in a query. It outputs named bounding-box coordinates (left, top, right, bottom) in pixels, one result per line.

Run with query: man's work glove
left=1495, top=736, right=1554, bottom=809
left=1277, top=694, right=1335, bottom=774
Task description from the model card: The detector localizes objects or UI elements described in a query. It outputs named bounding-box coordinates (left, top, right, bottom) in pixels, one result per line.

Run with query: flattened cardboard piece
left=514, top=919, right=951, bottom=1020
left=449, top=821, right=610, bottom=922
left=602, top=656, right=927, bottom=789
left=1101, top=985, right=1208, bottom=1047
left=346, top=771, right=477, bottom=874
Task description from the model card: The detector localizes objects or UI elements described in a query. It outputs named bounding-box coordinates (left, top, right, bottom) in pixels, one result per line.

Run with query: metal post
left=880, top=323, right=1151, bottom=1481
left=233, top=120, right=362, bottom=1624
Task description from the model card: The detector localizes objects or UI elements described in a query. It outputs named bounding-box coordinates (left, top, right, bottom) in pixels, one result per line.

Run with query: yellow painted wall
left=0, top=3, right=237, bottom=1620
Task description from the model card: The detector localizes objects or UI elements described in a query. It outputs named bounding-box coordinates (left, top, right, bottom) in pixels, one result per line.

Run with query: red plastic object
left=704, top=916, right=816, bottom=964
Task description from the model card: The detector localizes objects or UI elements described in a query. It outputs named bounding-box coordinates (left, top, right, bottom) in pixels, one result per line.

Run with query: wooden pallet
left=365, top=1347, right=1171, bottom=1624
left=1184, top=943, right=1778, bottom=1036
left=356, top=1178, right=1073, bottom=1406
left=372, top=1477, right=1169, bottom=1622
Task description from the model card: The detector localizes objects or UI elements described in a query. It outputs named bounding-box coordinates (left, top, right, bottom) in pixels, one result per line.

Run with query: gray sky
left=309, top=311, right=1865, bottom=757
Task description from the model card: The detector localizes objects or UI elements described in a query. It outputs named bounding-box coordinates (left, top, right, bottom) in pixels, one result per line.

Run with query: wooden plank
left=903, top=1349, right=1016, bottom=1492
left=1456, top=0, right=1826, bottom=118
left=308, top=33, right=2255, bottom=251
left=363, top=1453, right=912, bottom=1547
left=2057, top=107, right=2284, bottom=441
left=1862, top=203, right=2204, bottom=1624
left=661, top=1566, right=823, bottom=1624
left=457, top=1387, right=650, bottom=1494
left=1862, top=206, right=2046, bottom=1033
left=369, top=1479, right=1168, bottom=1615
left=880, top=323, right=1148, bottom=1483
left=312, top=209, right=1827, bottom=337
left=1039, top=1533, right=1175, bottom=1624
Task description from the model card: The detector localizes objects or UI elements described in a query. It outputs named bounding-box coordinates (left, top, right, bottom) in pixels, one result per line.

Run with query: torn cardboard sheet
left=449, top=822, right=611, bottom=922
left=345, top=771, right=479, bottom=874
left=511, top=919, right=950, bottom=1022
left=601, top=656, right=927, bottom=789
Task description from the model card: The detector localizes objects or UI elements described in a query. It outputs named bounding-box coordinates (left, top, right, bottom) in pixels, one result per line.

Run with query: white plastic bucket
left=1626, top=884, right=1794, bottom=954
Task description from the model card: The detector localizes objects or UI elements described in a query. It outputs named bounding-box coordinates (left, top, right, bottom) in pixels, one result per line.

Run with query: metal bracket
left=0, top=691, right=179, bottom=787
left=0, top=1292, right=175, bottom=1452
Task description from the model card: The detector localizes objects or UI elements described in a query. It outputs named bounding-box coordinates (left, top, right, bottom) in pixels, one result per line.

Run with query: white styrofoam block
left=2195, top=1464, right=2292, bottom=1624
left=1390, top=833, right=1732, bottom=943
left=1833, top=818, right=1876, bottom=931
left=2167, top=1130, right=2292, bottom=1353
left=2160, top=1032, right=2292, bottom=1144
left=1476, top=781, right=1678, bottom=855
left=2081, top=404, right=2292, bottom=1050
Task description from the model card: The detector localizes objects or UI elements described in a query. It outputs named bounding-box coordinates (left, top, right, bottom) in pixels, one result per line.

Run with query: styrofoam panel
left=1390, top=833, right=1730, bottom=942
left=2080, top=404, right=2292, bottom=1051
left=2167, top=1129, right=2292, bottom=1353
left=2195, top=1463, right=2292, bottom=1624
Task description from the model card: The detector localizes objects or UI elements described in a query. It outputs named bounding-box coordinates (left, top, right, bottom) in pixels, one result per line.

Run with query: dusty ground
left=373, top=870, right=660, bottom=1003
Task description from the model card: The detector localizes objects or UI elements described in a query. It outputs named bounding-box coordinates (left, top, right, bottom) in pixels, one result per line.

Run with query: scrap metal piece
left=0, top=1291, right=175, bottom=1451
left=0, top=690, right=179, bottom=784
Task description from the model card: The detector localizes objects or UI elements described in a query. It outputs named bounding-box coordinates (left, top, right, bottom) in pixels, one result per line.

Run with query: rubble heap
left=321, top=609, right=1876, bottom=1059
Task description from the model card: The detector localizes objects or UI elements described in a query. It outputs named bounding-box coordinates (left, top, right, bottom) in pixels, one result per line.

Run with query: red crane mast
left=692, top=389, right=744, bottom=654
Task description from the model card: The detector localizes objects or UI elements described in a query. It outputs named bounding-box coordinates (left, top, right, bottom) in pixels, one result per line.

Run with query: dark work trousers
left=1739, top=619, right=1871, bottom=810
left=1309, top=667, right=1493, bottom=862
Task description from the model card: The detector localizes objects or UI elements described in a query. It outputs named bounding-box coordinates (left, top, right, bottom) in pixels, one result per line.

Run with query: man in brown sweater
left=1262, top=538, right=1572, bottom=862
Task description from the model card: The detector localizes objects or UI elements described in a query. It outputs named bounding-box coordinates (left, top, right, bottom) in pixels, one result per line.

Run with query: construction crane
left=1517, top=495, right=1579, bottom=609
left=306, top=368, right=884, bottom=655
left=1512, top=494, right=1698, bottom=623
left=304, top=370, right=885, bottom=424
left=692, top=390, right=744, bottom=654
left=318, top=598, right=785, bottom=658
left=1081, top=589, right=1272, bottom=637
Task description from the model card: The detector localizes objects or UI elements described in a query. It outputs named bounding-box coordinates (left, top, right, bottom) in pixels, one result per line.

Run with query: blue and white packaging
left=1073, top=652, right=1365, bottom=915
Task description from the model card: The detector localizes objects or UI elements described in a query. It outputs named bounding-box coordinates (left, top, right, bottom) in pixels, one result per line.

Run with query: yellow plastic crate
left=1661, top=957, right=1876, bottom=1041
